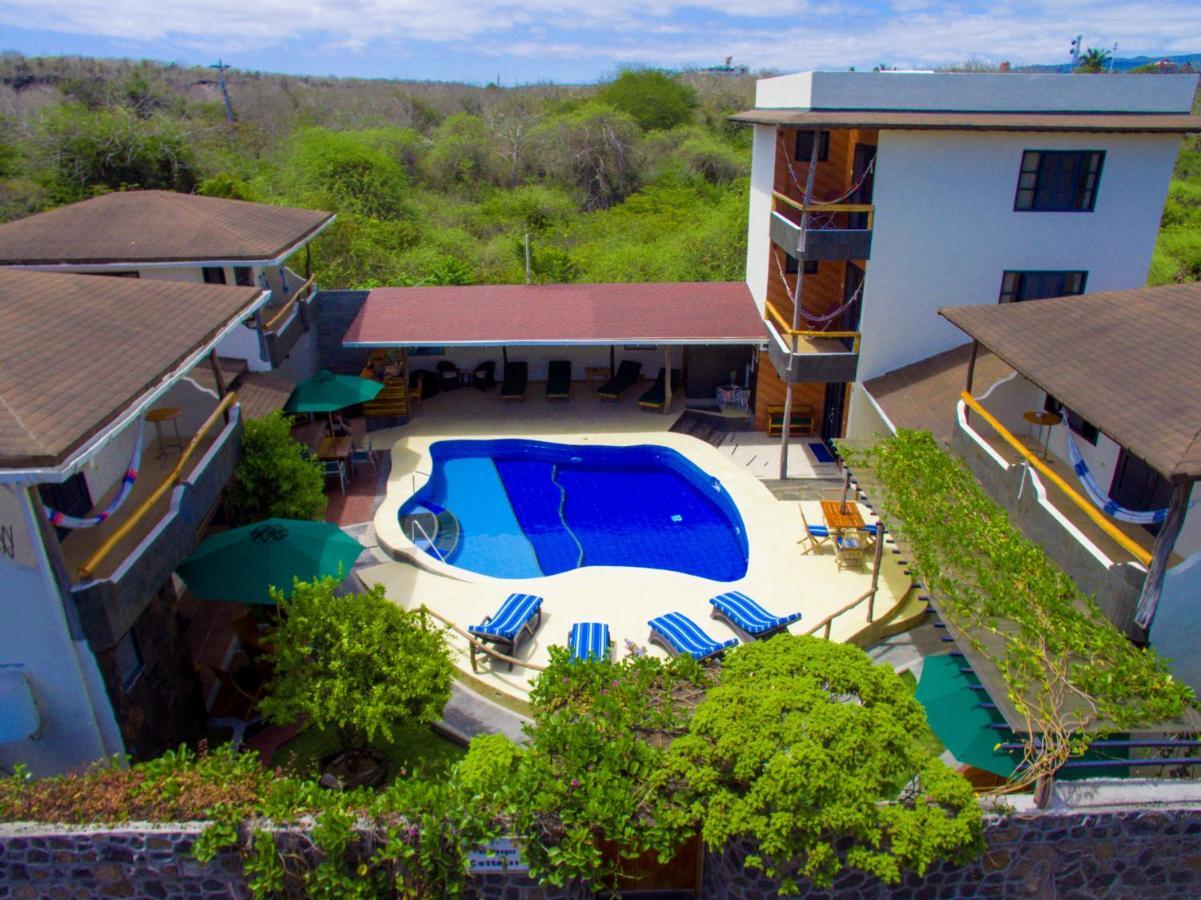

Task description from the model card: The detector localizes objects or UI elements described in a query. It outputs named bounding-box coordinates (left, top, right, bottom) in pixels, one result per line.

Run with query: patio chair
left=597, top=360, right=641, bottom=400
left=350, top=436, right=379, bottom=474
left=546, top=360, right=572, bottom=399
left=436, top=360, right=461, bottom=392
left=501, top=361, right=528, bottom=401
left=797, top=505, right=831, bottom=554
left=468, top=593, right=544, bottom=670
left=568, top=622, right=612, bottom=662
left=472, top=360, right=496, bottom=391
left=835, top=533, right=866, bottom=571
left=709, top=591, right=801, bottom=640
left=321, top=459, right=346, bottom=494
left=409, top=369, right=439, bottom=400
left=647, top=612, right=738, bottom=662
left=202, top=662, right=267, bottom=721
left=637, top=367, right=682, bottom=411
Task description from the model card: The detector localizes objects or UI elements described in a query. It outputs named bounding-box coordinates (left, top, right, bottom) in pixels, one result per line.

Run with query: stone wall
left=5, top=808, right=1201, bottom=898
left=310, top=290, right=371, bottom=375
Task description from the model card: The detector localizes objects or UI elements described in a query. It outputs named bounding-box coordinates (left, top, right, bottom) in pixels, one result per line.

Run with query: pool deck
left=357, top=384, right=913, bottom=699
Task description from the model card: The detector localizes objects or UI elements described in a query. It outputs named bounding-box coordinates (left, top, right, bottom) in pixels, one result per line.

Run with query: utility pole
left=1109, top=42, right=1119, bottom=73
left=209, top=59, right=236, bottom=123
left=1069, top=35, right=1083, bottom=70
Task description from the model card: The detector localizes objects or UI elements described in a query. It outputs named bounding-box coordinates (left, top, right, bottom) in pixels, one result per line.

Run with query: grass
left=272, top=723, right=466, bottom=785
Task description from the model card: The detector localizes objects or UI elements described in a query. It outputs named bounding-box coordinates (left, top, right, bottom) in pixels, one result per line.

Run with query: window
left=999, top=270, right=1087, bottom=304
left=114, top=629, right=145, bottom=691
left=202, top=266, right=227, bottom=285
left=1014, top=150, right=1104, bottom=211
left=1044, top=395, right=1100, bottom=446
left=233, top=267, right=254, bottom=287
left=794, top=130, right=830, bottom=163
left=784, top=256, right=819, bottom=275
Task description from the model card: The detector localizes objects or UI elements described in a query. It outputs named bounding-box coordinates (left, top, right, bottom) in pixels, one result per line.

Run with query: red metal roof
left=343, top=282, right=765, bottom=346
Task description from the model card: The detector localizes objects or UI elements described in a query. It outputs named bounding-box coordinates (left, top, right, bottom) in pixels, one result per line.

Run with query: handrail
left=764, top=301, right=862, bottom=353
left=806, top=587, right=877, bottom=640
left=418, top=604, right=547, bottom=674
left=959, top=390, right=1153, bottom=567
left=78, top=392, right=238, bottom=579
left=262, top=276, right=316, bottom=332
left=771, top=190, right=874, bottom=228
left=409, top=518, right=447, bottom=563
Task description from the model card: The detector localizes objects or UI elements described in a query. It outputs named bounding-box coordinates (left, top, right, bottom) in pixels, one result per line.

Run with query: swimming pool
left=398, top=439, right=749, bottom=581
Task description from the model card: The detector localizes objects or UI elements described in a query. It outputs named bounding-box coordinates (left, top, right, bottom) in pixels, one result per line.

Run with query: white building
left=733, top=70, right=1198, bottom=454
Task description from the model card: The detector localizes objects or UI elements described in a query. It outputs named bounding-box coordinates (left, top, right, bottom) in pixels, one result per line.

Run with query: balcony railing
left=771, top=191, right=874, bottom=262
left=763, top=300, right=861, bottom=383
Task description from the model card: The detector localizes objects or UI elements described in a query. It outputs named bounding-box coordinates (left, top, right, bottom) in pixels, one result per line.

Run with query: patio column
left=304, top=244, right=312, bottom=280
left=663, top=346, right=672, bottom=413
left=1133, top=479, right=1194, bottom=639
left=208, top=349, right=230, bottom=424
left=868, top=520, right=885, bottom=622
left=778, top=382, right=794, bottom=479
left=964, top=340, right=979, bottom=425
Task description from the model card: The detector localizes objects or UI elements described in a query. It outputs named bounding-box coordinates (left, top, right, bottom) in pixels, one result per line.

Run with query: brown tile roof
left=343, top=282, right=766, bottom=346
left=0, top=270, right=262, bottom=470
left=863, top=344, right=1014, bottom=446
left=729, top=109, right=1201, bottom=133
left=234, top=371, right=299, bottom=421
left=939, top=283, right=1201, bottom=482
left=0, top=191, right=334, bottom=266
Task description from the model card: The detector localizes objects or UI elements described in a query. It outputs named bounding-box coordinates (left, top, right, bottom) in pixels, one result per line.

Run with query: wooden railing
left=262, top=275, right=316, bottom=333
left=806, top=587, right=878, bottom=640
left=77, top=393, right=238, bottom=579
left=771, top=190, right=875, bottom=230
left=959, top=390, right=1153, bottom=567
left=418, top=605, right=547, bottom=674
left=764, top=300, right=861, bottom=354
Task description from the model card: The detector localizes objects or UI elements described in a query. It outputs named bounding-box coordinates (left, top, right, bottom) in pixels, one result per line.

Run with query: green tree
left=283, top=127, right=409, bottom=219
left=533, top=103, right=640, bottom=210
left=227, top=410, right=327, bottom=524
left=197, top=172, right=257, bottom=200
left=1076, top=47, right=1113, bottom=73
left=424, top=113, right=499, bottom=190
left=658, top=637, right=983, bottom=891
left=261, top=577, right=455, bottom=755
left=595, top=68, right=697, bottom=131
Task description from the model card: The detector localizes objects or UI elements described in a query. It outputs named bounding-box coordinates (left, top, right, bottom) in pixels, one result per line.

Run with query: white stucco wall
left=754, top=71, right=1198, bottom=113
left=0, top=485, right=124, bottom=775
left=856, top=129, right=1181, bottom=382
left=745, top=124, right=776, bottom=313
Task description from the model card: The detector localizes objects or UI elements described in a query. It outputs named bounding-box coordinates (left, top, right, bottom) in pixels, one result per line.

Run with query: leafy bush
left=532, top=103, right=641, bottom=210
left=261, top=577, right=455, bottom=755
left=282, top=127, right=409, bottom=219
left=227, top=410, right=327, bottom=524
left=595, top=68, right=697, bottom=131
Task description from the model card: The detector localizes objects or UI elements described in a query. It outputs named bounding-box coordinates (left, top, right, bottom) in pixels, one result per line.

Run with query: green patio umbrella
left=176, top=518, right=364, bottom=606
left=284, top=369, right=383, bottom=415
left=914, top=654, right=1023, bottom=778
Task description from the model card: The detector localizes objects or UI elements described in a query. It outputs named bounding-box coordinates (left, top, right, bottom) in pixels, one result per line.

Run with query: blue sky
left=2, top=1, right=1198, bottom=84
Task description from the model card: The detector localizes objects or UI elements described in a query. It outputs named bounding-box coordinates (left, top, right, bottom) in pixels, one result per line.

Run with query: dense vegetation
left=0, top=54, right=753, bottom=289
left=0, top=633, right=982, bottom=896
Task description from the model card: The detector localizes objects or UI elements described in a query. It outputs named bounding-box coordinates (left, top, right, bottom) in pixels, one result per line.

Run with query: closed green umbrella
left=915, top=654, right=1022, bottom=778
left=284, top=369, right=383, bottom=415
left=176, top=518, right=364, bottom=606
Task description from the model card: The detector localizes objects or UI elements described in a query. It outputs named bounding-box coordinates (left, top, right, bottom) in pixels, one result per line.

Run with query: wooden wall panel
left=752, top=352, right=826, bottom=432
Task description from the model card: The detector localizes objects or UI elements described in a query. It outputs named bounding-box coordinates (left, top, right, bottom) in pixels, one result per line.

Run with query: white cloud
left=1, top=0, right=1197, bottom=73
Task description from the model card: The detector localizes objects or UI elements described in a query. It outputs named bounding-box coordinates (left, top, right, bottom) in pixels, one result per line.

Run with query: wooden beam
left=304, top=244, right=312, bottom=280
left=964, top=340, right=979, bottom=425
left=778, top=381, right=794, bottom=479
left=1134, top=480, right=1194, bottom=637
left=868, top=520, right=885, bottom=622
left=208, top=349, right=229, bottom=423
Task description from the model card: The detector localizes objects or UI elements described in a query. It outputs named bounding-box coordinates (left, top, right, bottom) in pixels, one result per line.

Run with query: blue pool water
left=398, top=439, right=749, bottom=581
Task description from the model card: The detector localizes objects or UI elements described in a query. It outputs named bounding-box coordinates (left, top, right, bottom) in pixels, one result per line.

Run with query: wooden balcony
left=763, top=299, right=860, bottom=384
left=770, top=191, right=873, bottom=262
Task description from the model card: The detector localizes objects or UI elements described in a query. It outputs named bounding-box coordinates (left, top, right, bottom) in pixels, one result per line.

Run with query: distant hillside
left=1021, top=52, right=1201, bottom=73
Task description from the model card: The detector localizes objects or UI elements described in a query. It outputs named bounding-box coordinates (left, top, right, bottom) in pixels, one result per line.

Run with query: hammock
left=770, top=251, right=864, bottom=326
left=45, top=421, right=147, bottom=529
left=1062, top=424, right=1167, bottom=525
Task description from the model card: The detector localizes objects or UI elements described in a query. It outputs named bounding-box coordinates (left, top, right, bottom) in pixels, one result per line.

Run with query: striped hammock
left=44, top=421, right=146, bottom=529
left=1062, top=424, right=1168, bottom=525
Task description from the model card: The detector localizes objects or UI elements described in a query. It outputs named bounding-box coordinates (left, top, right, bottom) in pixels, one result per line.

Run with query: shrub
left=261, top=577, right=455, bottom=755
left=226, top=410, right=327, bottom=524
left=595, top=68, right=697, bottom=132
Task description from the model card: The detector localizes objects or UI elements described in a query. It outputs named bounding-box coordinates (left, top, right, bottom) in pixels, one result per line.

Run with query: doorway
left=820, top=382, right=848, bottom=446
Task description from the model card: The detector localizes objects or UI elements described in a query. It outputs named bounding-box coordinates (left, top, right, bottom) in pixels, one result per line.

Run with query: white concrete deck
left=356, top=383, right=912, bottom=698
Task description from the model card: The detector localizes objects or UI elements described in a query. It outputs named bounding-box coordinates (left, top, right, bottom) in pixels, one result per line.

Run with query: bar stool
left=146, top=407, right=184, bottom=458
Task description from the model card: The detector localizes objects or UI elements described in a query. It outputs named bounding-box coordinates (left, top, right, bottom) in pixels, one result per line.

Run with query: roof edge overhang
left=0, top=214, right=337, bottom=271
left=0, top=288, right=274, bottom=484
left=728, top=108, right=1201, bottom=133
left=343, top=337, right=764, bottom=348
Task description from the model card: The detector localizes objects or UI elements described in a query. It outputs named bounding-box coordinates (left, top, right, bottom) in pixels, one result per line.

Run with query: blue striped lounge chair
left=647, top=613, right=738, bottom=662
left=709, top=591, right=801, bottom=640
left=568, top=622, right=611, bottom=662
left=468, top=593, right=544, bottom=670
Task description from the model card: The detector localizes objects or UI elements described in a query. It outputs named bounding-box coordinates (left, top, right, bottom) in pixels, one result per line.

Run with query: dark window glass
left=794, top=130, right=830, bottom=163
left=999, top=270, right=1087, bottom=303
left=114, top=629, right=145, bottom=691
left=1044, top=395, right=1100, bottom=446
left=202, top=267, right=227, bottom=284
left=784, top=256, right=819, bottom=275
left=1014, top=150, right=1104, bottom=211
left=233, top=267, right=254, bottom=286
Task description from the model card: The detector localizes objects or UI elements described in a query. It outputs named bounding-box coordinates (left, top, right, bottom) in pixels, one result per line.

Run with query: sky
left=1, top=0, right=1199, bottom=84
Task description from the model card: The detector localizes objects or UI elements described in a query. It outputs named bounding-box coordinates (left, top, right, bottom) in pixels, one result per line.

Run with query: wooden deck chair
left=798, top=505, right=832, bottom=554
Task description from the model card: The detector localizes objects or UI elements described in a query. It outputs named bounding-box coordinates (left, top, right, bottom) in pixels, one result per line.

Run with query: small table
left=1022, top=410, right=1062, bottom=460
left=145, top=407, right=183, bottom=458
left=316, top=436, right=352, bottom=461
left=820, top=499, right=865, bottom=532
left=585, top=366, right=610, bottom=383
